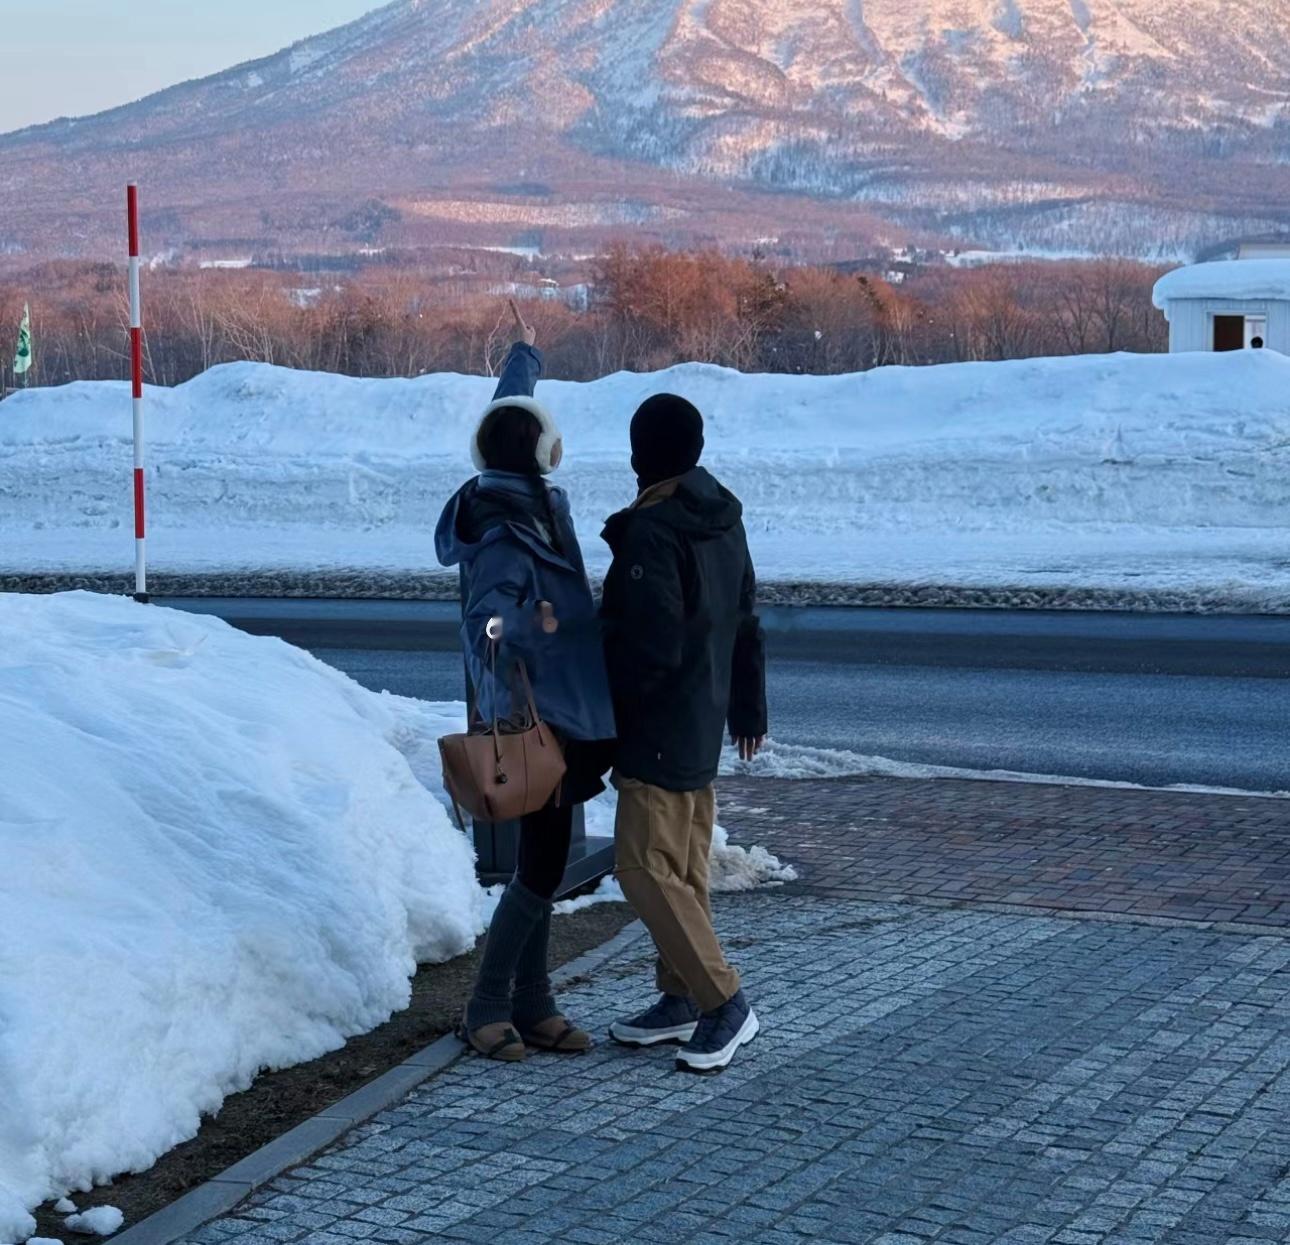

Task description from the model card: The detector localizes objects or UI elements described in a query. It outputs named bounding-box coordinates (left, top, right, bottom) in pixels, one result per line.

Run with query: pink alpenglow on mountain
left=1, top=0, right=1287, bottom=263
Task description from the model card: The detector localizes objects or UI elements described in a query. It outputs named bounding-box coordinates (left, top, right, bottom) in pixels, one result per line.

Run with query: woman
left=435, top=305, right=616, bottom=1062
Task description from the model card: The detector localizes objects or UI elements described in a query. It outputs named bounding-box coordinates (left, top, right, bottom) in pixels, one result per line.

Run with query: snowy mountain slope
left=1, top=0, right=1287, bottom=262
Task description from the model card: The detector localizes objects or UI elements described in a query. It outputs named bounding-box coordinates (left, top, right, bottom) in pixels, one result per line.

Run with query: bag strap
left=511, top=658, right=548, bottom=746
left=487, top=639, right=504, bottom=768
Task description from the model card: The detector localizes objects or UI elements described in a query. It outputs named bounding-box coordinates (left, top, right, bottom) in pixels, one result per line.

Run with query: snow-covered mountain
left=3, top=0, right=1288, bottom=262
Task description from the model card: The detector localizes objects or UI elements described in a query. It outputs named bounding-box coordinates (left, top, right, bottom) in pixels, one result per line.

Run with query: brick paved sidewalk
left=720, top=776, right=1290, bottom=928
left=178, top=777, right=1290, bottom=1245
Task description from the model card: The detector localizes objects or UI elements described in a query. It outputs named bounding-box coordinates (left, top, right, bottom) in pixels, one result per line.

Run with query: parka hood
left=435, top=476, right=571, bottom=569
left=602, top=467, right=742, bottom=550
left=435, top=480, right=488, bottom=568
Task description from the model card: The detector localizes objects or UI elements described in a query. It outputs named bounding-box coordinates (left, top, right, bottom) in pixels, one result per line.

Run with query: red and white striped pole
left=127, top=182, right=148, bottom=603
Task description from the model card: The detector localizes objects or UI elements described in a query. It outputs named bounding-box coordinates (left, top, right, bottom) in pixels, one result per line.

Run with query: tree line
left=0, top=247, right=1169, bottom=392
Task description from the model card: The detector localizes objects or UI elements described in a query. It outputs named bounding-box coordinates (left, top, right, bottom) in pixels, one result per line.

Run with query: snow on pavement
left=0, top=593, right=486, bottom=1241
left=1, top=351, right=1288, bottom=602
left=722, top=738, right=1290, bottom=799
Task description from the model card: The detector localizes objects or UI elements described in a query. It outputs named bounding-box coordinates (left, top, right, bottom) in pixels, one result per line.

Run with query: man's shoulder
left=604, top=504, right=680, bottom=565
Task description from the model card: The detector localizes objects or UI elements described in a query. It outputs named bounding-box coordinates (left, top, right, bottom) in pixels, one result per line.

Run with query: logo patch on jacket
left=630, top=564, right=645, bottom=581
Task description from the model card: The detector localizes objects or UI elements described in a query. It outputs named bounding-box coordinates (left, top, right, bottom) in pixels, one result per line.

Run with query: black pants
left=515, top=736, right=614, bottom=898
left=516, top=803, right=574, bottom=900
left=467, top=802, right=572, bottom=1029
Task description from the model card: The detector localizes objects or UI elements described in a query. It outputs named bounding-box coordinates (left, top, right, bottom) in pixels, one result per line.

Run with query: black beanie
left=631, top=394, right=705, bottom=489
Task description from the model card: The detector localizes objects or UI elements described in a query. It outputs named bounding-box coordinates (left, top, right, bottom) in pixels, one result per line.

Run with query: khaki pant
left=613, top=774, right=741, bottom=1014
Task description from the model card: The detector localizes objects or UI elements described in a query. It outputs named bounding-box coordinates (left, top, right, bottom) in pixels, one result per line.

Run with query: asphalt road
left=165, top=599, right=1290, bottom=792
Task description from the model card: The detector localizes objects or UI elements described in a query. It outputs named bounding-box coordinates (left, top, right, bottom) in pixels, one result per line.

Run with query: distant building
left=1153, top=259, right=1290, bottom=354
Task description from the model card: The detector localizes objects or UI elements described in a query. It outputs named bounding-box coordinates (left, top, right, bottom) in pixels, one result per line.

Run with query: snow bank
left=1, top=351, right=1288, bottom=599
left=0, top=593, right=485, bottom=1241
left=1154, top=259, right=1290, bottom=306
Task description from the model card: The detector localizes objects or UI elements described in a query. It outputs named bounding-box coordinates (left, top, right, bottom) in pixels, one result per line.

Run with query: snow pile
left=2, top=351, right=1289, bottom=598
left=1154, top=259, right=1290, bottom=305
left=0, top=593, right=485, bottom=1242
left=64, top=1207, right=124, bottom=1237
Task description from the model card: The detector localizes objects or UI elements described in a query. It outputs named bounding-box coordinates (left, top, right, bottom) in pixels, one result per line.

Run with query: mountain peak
left=2, top=0, right=1287, bottom=264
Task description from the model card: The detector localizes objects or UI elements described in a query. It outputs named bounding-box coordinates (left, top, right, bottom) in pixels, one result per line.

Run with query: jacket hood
left=603, top=467, right=742, bottom=548
left=435, top=481, right=484, bottom=568
left=435, top=476, right=571, bottom=568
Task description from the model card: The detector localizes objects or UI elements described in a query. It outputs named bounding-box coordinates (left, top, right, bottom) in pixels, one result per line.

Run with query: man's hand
left=509, top=299, right=536, bottom=348
left=733, top=735, right=765, bottom=763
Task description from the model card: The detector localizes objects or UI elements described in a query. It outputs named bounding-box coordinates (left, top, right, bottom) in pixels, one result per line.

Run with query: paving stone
left=172, top=858, right=1290, bottom=1245
left=718, top=775, right=1290, bottom=927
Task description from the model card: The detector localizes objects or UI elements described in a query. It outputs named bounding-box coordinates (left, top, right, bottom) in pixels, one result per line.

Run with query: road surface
left=165, top=600, right=1290, bottom=792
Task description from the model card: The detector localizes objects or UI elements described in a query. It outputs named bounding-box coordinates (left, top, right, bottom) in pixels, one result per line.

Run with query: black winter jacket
left=601, top=467, right=768, bottom=791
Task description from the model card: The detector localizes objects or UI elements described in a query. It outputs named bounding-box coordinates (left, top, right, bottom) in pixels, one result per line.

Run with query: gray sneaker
left=609, top=993, right=700, bottom=1047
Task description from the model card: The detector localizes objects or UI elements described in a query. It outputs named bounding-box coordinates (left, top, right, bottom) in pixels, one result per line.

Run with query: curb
left=109, top=919, right=645, bottom=1245
left=5, top=572, right=1285, bottom=615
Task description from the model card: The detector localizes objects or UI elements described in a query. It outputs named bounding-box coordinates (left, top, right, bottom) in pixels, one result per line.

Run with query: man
left=601, top=394, right=768, bottom=1074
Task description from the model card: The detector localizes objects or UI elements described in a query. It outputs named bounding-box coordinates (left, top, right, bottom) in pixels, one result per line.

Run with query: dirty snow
left=1, top=351, right=1288, bottom=603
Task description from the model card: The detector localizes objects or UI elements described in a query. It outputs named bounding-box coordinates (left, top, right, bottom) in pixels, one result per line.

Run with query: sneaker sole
left=675, top=1010, right=760, bottom=1075
left=608, top=1021, right=699, bottom=1048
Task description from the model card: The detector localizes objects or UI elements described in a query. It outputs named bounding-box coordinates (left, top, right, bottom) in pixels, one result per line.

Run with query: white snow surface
left=0, top=593, right=485, bottom=1242
left=723, top=738, right=1290, bottom=800
left=2, top=351, right=1289, bottom=601
left=63, top=1207, right=123, bottom=1237
left=1154, top=259, right=1290, bottom=306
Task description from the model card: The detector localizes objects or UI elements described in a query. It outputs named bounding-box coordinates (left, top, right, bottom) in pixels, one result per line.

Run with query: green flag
left=13, top=303, right=32, bottom=376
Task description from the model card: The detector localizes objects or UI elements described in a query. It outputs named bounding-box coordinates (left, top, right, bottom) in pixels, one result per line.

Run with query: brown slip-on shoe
left=459, top=1017, right=527, bottom=1062
left=521, top=1015, right=594, bottom=1054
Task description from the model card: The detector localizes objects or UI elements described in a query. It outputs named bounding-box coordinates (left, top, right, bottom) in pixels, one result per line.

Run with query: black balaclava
left=630, top=394, right=705, bottom=489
